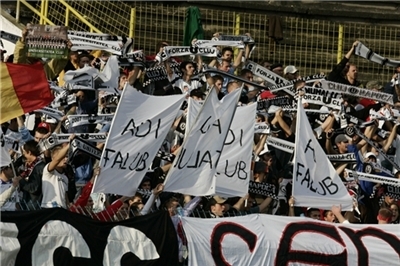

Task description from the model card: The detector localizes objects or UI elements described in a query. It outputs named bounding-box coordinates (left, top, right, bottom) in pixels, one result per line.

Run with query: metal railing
left=15, top=0, right=136, bottom=37
left=11, top=1, right=400, bottom=83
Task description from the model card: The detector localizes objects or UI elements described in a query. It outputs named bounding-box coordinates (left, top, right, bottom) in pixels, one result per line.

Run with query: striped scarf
left=20, top=157, right=42, bottom=179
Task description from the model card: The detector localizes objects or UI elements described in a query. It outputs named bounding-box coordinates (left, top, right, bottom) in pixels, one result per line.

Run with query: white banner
left=96, top=55, right=120, bottom=89
left=185, top=98, right=203, bottom=139
left=293, top=98, right=353, bottom=211
left=181, top=214, right=400, bottom=266
left=215, top=104, right=256, bottom=197
left=92, top=87, right=185, bottom=196
left=186, top=100, right=256, bottom=197
left=266, top=137, right=357, bottom=163
left=163, top=88, right=242, bottom=196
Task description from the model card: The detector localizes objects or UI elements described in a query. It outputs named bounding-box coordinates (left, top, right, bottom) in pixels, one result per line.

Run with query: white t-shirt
left=168, top=73, right=203, bottom=95
left=0, top=180, right=20, bottom=211
left=41, top=164, right=68, bottom=208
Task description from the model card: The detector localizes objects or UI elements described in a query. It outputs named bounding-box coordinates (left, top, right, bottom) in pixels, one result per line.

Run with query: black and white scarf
left=269, top=74, right=326, bottom=95
left=35, top=107, right=64, bottom=121
left=321, top=80, right=393, bottom=105
left=345, top=169, right=400, bottom=187
left=68, top=137, right=102, bottom=164
left=355, top=42, right=400, bottom=68
left=66, top=114, right=114, bottom=129
left=158, top=46, right=219, bottom=62
left=248, top=181, right=278, bottom=199
left=257, top=96, right=292, bottom=111
left=193, top=40, right=244, bottom=49
left=38, top=133, right=107, bottom=152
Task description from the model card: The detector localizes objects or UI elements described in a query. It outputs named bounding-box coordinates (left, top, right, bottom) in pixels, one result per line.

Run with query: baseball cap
left=335, top=134, right=349, bottom=144
left=260, top=90, right=276, bottom=99
left=37, top=122, right=50, bottom=132
left=364, top=152, right=377, bottom=159
left=212, top=196, right=227, bottom=204
left=284, top=65, right=298, bottom=75
left=206, top=196, right=227, bottom=210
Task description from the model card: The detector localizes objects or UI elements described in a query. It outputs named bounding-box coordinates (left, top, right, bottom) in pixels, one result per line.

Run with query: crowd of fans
left=1, top=25, right=399, bottom=235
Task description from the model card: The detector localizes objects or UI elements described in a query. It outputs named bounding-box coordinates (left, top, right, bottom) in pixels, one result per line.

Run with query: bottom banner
left=1, top=208, right=178, bottom=266
left=182, top=214, right=400, bottom=266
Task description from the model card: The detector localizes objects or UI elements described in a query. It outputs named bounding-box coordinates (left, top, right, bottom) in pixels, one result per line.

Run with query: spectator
left=307, top=207, right=321, bottom=220
left=328, top=40, right=360, bottom=86
left=217, top=59, right=236, bottom=94
left=323, top=210, right=336, bottom=223
left=206, top=196, right=226, bottom=218
left=41, top=137, right=73, bottom=209
left=164, top=197, right=180, bottom=217
left=270, top=63, right=284, bottom=77
left=283, top=65, right=299, bottom=80
left=165, top=61, right=204, bottom=95
left=0, top=165, right=21, bottom=210
left=19, top=140, right=45, bottom=210
left=209, top=75, right=224, bottom=100
left=58, top=50, right=79, bottom=86
left=389, top=203, right=399, bottom=224
left=377, top=208, right=392, bottom=224
left=260, top=59, right=272, bottom=70
left=190, top=89, right=205, bottom=101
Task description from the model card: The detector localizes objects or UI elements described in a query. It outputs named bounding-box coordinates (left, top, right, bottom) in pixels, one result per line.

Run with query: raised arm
left=331, top=204, right=349, bottom=224
left=232, top=49, right=244, bottom=70
left=325, top=130, right=336, bottom=155
left=47, top=135, right=74, bottom=172
left=328, top=40, right=359, bottom=81
left=273, top=109, right=292, bottom=138
left=382, top=121, right=399, bottom=153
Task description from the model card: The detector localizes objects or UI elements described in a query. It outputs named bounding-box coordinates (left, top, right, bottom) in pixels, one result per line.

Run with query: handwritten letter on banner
left=187, top=100, right=256, bottom=197
left=163, top=88, right=242, bottom=196
left=92, top=87, right=185, bottom=196
left=293, top=99, right=353, bottom=210
left=181, top=214, right=400, bottom=266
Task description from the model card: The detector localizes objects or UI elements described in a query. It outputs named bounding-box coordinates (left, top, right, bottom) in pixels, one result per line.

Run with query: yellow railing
left=16, top=0, right=54, bottom=25
left=15, top=0, right=136, bottom=37
left=12, top=1, right=400, bottom=83
left=337, top=24, right=344, bottom=63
